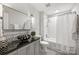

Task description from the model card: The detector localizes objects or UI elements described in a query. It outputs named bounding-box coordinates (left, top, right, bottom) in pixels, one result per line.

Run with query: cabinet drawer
left=29, top=45, right=34, bottom=55
left=34, top=40, right=40, bottom=55
left=18, top=46, right=26, bottom=55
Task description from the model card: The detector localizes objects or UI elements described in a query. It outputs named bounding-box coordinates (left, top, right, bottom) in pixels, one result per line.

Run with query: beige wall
left=29, top=5, right=40, bottom=35
left=0, top=4, right=3, bottom=37
left=0, top=4, right=3, bottom=17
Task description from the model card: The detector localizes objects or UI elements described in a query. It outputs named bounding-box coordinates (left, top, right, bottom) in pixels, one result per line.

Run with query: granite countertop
left=0, top=37, right=40, bottom=55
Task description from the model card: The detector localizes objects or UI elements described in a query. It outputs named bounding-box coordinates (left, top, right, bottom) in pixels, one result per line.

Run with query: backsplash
left=2, top=29, right=30, bottom=42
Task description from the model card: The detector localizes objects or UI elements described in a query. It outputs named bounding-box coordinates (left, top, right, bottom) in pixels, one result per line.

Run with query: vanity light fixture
left=30, top=14, right=35, bottom=29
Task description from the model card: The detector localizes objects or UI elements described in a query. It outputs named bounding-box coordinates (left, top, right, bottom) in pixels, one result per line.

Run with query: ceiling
left=3, top=3, right=77, bottom=15
left=30, top=3, right=76, bottom=15
left=3, top=3, right=31, bottom=15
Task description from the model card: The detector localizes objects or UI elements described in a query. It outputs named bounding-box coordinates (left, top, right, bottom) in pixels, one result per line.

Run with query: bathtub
left=44, top=38, right=56, bottom=43
left=44, top=38, right=76, bottom=54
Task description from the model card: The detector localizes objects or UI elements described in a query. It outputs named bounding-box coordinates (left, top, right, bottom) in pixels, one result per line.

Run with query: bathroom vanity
left=8, top=39, right=40, bottom=55
left=0, top=29, right=40, bottom=55
left=0, top=36, right=40, bottom=55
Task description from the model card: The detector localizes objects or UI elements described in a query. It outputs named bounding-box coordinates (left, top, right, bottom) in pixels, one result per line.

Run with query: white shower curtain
left=56, top=12, right=77, bottom=54
left=47, top=17, right=57, bottom=38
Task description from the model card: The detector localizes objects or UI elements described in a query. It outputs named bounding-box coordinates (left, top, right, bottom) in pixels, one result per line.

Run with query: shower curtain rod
left=48, top=10, right=77, bottom=18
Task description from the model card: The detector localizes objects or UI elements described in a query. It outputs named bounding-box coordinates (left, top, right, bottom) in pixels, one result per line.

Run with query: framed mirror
left=3, top=5, right=32, bottom=30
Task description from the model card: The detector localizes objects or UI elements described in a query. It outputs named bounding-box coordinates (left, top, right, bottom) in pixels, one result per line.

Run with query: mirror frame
left=2, top=5, right=32, bottom=31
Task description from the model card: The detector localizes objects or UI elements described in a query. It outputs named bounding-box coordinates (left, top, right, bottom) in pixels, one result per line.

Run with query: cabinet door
left=8, top=50, right=18, bottom=55
left=26, top=43, right=35, bottom=55
left=18, top=46, right=26, bottom=55
left=76, top=40, right=79, bottom=55
left=29, top=44, right=34, bottom=55
left=34, top=40, right=40, bottom=55
left=26, top=46, right=31, bottom=55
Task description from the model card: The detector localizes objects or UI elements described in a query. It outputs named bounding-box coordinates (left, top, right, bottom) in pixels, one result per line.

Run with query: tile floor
left=40, top=48, right=61, bottom=55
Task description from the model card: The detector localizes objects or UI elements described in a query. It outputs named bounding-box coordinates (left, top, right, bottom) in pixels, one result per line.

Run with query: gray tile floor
left=46, top=49, right=57, bottom=55
left=40, top=48, right=60, bottom=55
